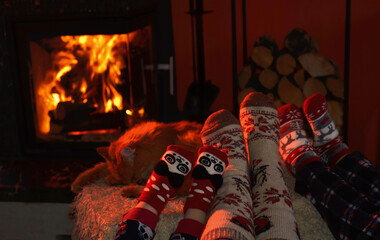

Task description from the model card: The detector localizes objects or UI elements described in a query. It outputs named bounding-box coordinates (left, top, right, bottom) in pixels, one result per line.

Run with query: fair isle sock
left=240, top=92, right=300, bottom=240
left=201, top=110, right=255, bottom=240
left=278, top=103, right=321, bottom=175
left=303, top=93, right=351, bottom=167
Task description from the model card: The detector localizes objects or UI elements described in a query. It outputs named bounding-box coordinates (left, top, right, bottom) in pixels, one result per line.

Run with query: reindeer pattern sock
left=240, top=92, right=300, bottom=240
left=303, top=93, right=350, bottom=166
left=278, top=103, right=320, bottom=175
left=201, top=110, right=255, bottom=240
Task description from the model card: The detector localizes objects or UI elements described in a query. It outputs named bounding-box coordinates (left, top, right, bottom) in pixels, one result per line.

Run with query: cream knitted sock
left=240, top=92, right=300, bottom=240
left=201, top=109, right=255, bottom=240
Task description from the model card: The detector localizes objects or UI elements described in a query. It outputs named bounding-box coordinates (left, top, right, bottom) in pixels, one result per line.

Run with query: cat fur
left=71, top=120, right=203, bottom=197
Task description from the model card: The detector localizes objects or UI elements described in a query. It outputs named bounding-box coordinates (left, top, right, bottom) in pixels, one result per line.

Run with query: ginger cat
left=71, top=120, right=203, bottom=197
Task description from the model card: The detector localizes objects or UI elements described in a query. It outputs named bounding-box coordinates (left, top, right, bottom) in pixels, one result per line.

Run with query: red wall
left=171, top=0, right=380, bottom=164
left=349, top=0, right=380, bottom=164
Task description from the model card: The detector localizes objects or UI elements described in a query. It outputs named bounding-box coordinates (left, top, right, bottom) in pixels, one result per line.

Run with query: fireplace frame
left=0, top=0, right=178, bottom=162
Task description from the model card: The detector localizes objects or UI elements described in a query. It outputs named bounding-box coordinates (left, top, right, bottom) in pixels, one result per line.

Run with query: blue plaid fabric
left=335, top=152, right=380, bottom=201
left=295, top=158, right=380, bottom=240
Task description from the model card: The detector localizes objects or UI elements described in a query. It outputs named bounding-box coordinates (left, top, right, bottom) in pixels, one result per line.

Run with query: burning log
left=49, top=111, right=125, bottom=134
left=54, top=102, right=96, bottom=121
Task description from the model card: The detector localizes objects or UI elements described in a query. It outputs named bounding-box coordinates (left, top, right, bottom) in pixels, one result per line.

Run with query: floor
left=0, top=157, right=101, bottom=203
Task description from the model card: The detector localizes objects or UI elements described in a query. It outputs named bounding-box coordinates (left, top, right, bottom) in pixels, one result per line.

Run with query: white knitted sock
left=200, top=109, right=255, bottom=240
left=240, top=92, right=300, bottom=240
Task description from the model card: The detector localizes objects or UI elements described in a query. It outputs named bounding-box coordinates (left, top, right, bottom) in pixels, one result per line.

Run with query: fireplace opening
left=29, top=26, right=155, bottom=142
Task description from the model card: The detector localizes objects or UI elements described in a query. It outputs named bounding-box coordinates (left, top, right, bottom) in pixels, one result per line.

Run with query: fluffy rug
left=71, top=164, right=334, bottom=240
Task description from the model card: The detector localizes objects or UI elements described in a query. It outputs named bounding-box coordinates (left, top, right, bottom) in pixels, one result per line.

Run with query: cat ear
left=96, top=146, right=110, bottom=161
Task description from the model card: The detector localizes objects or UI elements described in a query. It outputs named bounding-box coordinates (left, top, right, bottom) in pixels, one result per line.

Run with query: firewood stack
left=238, top=28, right=345, bottom=131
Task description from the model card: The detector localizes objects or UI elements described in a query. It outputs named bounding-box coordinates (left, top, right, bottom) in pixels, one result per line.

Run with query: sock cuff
left=175, top=218, right=205, bottom=238
left=123, top=207, right=159, bottom=231
left=328, top=147, right=351, bottom=168
left=286, top=145, right=320, bottom=174
left=303, top=93, right=327, bottom=121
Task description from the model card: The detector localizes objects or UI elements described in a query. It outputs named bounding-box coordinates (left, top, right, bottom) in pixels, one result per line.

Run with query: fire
left=35, top=32, right=137, bottom=134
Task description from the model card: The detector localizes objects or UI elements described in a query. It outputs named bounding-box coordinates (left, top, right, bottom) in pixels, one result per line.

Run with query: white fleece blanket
left=71, top=165, right=334, bottom=240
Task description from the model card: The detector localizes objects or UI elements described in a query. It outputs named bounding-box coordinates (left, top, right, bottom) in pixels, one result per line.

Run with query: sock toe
left=201, top=109, right=239, bottom=137
left=240, top=92, right=276, bottom=109
left=278, top=103, right=303, bottom=126
left=303, top=93, right=327, bottom=121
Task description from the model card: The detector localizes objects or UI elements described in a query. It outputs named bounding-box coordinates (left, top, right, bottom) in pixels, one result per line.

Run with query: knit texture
left=201, top=110, right=255, bottom=240
left=303, top=93, right=350, bottom=166
left=278, top=103, right=320, bottom=175
left=240, top=92, right=300, bottom=240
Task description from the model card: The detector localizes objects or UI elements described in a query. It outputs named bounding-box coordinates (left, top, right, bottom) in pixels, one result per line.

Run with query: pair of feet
left=278, top=93, right=350, bottom=175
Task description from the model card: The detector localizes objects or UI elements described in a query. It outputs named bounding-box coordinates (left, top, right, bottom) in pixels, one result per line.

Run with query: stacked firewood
left=238, top=28, right=345, bottom=131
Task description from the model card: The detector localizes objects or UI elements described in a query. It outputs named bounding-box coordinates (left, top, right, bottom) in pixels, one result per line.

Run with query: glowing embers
left=29, top=26, right=153, bottom=139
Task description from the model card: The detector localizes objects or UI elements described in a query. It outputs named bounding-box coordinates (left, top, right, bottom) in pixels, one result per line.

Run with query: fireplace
left=1, top=0, right=177, bottom=161
left=29, top=26, right=154, bottom=140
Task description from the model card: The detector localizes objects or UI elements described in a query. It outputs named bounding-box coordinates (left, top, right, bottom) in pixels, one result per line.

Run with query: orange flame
left=35, top=32, right=136, bottom=134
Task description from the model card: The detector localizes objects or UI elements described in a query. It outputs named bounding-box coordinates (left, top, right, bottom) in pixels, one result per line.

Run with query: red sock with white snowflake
left=172, top=145, right=228, bottom=239
left=124, top=145, right=195, bottom=232
left=278, top=103, right=320, bottom=175
left=240, top=92, right=300, bottom=240
left=303, top=93, right=350, bottom=167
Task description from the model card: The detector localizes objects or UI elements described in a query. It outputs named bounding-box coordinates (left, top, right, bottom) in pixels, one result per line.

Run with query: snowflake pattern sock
left=116, top=145, right=195, bottom=239
left=240, top=92, right=300, bottom=240
left=303, top=93, right=351, bottom=167
left=201, top=109, right=255, bottom=240
left=278, top=103, right=320, bottom=175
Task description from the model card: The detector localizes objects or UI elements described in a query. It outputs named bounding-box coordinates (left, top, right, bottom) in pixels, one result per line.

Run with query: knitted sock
left=116, top=145, right=195, bottom=238
left=303, top=93, right=351, bottom=167
left=171, top=146, right=228, bottom=240
left=201, top=110, right=255, bottom=240
left=278, top=103, right=321, bottom=175
left=240, top=92, right=300, bottom=240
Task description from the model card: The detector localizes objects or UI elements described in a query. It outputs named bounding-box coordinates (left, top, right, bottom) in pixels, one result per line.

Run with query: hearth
left=0, top=0, right=177, bottom=161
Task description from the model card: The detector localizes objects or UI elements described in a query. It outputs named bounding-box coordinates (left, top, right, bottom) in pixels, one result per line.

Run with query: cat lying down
left=71, top=121, right=203, bottom=197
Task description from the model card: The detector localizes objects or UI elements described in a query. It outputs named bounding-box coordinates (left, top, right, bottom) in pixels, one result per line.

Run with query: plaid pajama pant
left=295, top=152, right=380, bottom=240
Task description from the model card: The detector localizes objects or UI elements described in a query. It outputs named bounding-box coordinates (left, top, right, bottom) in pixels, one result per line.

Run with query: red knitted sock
left=303, top=93, right=350, bottom=167
left=138, top=145, right=196, bottom=214
left=184, top=145, right=228, bottom=213
left=278, top=103, right=320, bottom=174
